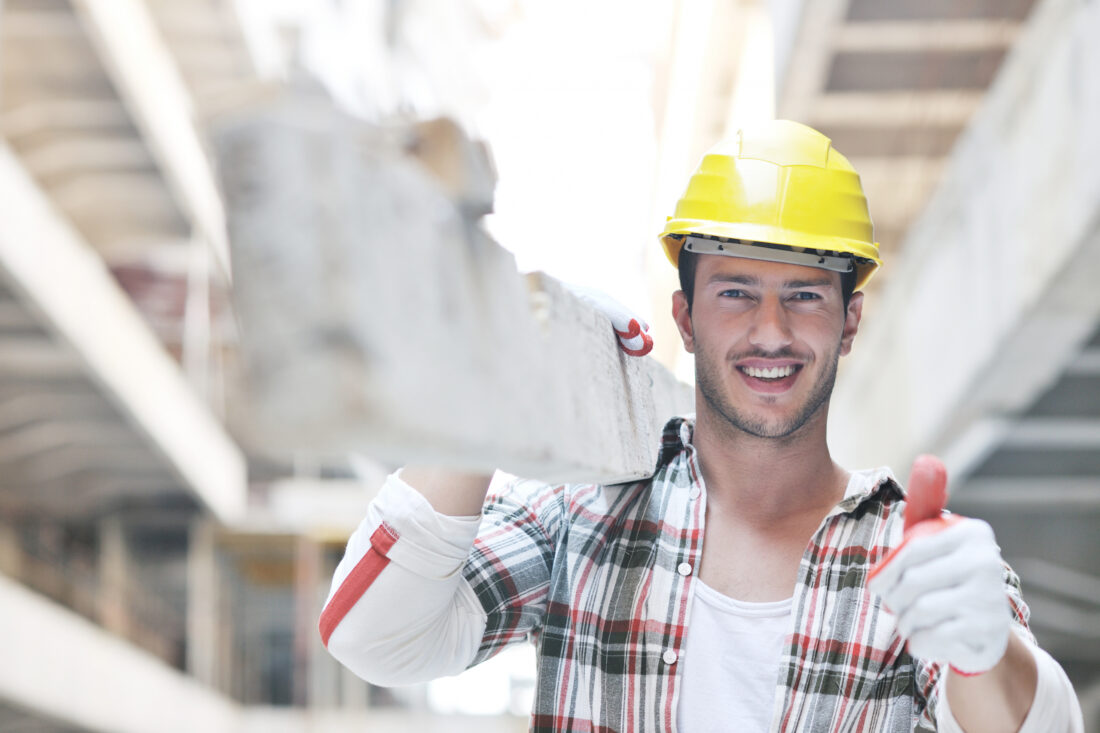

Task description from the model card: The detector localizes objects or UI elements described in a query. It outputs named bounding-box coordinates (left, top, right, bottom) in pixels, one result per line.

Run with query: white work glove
left=566, top=285, right=653, bottom=357
left=868, top=456, right=1011, bottom=677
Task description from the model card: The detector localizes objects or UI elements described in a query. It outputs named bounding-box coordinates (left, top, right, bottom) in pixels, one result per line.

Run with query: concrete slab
left=211, top=94, right=692, bottom=485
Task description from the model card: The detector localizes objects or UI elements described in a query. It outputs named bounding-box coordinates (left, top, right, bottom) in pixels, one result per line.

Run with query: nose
left=747, top=295, right=794, bottom=353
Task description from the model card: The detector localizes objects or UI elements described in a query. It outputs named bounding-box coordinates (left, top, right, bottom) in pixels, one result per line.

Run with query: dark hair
left=677, top=248, right=858, bottom=313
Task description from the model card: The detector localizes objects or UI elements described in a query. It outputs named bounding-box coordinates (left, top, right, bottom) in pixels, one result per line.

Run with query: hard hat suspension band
left=683, top=235, right=855, bottom=274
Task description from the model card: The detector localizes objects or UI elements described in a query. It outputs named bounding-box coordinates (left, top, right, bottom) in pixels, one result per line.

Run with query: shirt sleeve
left=462, top=477, right=567, bottom=666
left=319, top=471, right=489, bottom=686
left=935, top=635, right=1085, bottom=733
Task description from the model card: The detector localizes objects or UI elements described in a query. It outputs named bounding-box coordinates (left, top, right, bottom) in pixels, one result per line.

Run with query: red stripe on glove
left=614, top=319, right=654, bottom=357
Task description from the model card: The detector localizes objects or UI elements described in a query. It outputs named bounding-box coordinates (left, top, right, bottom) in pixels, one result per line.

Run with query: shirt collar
left=657, top=416, right=903, bottom=513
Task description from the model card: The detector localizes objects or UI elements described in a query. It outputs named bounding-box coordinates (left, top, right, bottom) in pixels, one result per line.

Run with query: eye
left=719, top=288, right=747, bottom=298
left=790, top=291, right=821, bottom=301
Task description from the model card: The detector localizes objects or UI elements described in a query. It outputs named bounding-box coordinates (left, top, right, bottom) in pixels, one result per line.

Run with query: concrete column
left=98, top=515, right=130, bottom=637
left=0, top=520, right=21, bottom=578
left=187, top=518, right=221, bottom=688
left=293, top=535, right=321, bottom=707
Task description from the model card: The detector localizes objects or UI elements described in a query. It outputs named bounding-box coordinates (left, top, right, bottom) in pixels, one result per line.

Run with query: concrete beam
left=237, top=478, right=380, bottom=539
left=1, top=570, right=528, bottom=732
left=809, top=91, right=985, bottom=127
left=0, top=337, right=85, bottom=377
left=0, top=143, right=246, bottom=521
left=2, top=99, right=132, bottom=140
left=1002, top=419, right=1100, bottom=449
left=831, top=0, right=1100, bottom=474
left=833, top=19, right=1021, bottom=52
left=237, top=709, right=527, bottom=733
left=1067, top=348, right=1100, bottom=376
left=70, top=0, right=230, bottom=274
left=776, top=0, right=850, bottom=122
left=950, top=477, right=1100, bottom=510
left=1009, top=558, right=1100, bottom=607
left=212, top=98, right=693, bottom=485
left=0, top=573, right=241, bottom=733
left=1022, top=595, right=1100, bottom=640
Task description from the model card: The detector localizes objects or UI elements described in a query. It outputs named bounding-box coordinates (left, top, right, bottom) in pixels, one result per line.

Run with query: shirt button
left=689, top=486, right=701, bottom=500
left=677, top=562, right=693, bottom=576
left=663, top=650, right=678, bottom=665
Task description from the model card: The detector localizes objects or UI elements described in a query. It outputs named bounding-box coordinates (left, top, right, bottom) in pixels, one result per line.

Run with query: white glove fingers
left=875, top=547, right=991, bottom=613
left=909, top=616, right=1010, bottom=674
left=869, top=518, right=994, bottom=599
left=868, top=529, right=960, bottom=599
left=875, top=554, right=981, bottom=611
left=895, top=585, right=965, bottom=638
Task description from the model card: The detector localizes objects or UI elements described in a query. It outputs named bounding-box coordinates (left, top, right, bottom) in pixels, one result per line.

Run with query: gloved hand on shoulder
left=566, top=284, right=653, bottom=357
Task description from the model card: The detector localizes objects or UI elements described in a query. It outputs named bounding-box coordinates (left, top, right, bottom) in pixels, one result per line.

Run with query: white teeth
left=741, top=365, right=796, bottom=379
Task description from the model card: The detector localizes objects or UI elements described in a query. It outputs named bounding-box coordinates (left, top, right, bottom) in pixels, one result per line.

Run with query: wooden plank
left=211, top=97, right=693, bottom=484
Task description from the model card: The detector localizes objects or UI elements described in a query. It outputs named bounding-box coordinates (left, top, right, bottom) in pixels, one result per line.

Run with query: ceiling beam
left=2, top=99, right=132, bottom=139
left=777, top=0, right=850, bottom=122
left=1002, top=418, right=1100, bottom=449
left=0, top=143, right=245, bottom=522
left=1009, top=558, right=1100, bottom=608
left=830, top=0, right=1100, bottom=473
left=0, top=338, right=84, bottom=378
left=19, top=138, right=155, bottom=179
left=1067, top=348, right=1100, bottom=376
left=1022, top=595, right=1100, bottom=640
left=834, top=19, right=1021, bottom=52
left=809, top=90, right=985, bottom=127
left=0, top=574, right=242, bottom=733
left=69, top=0, right=230, bottom=275
left=950, top=477, right=1100, bottom=510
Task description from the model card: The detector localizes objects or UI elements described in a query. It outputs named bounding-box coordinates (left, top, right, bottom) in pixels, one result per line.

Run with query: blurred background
left=1, top=0, right=1099, bottom=730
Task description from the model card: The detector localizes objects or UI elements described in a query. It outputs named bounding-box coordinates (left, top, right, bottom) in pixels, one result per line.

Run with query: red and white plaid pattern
left=460, top=417, right=1033, bottom=732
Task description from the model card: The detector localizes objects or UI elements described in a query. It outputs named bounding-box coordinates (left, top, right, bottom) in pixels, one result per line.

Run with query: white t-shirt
left=676, top=579, right=792, bottom=732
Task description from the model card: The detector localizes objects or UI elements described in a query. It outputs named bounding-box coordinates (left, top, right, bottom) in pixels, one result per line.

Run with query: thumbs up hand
left=868, top=455, right=1011, bottom=676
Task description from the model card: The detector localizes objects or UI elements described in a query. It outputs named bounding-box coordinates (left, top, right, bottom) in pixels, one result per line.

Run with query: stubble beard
left=694, top=339, right=842, bottom=441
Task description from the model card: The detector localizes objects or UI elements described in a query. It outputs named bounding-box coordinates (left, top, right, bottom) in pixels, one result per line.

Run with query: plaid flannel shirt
left=462, top=417, right=1033, bottom=732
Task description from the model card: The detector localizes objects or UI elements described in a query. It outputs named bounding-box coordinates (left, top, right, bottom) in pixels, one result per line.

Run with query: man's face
left=671, top=254, right=863, bottom=440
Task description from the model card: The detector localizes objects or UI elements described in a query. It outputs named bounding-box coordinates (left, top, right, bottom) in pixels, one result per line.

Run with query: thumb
left=903, top=454, right=948, bottom=533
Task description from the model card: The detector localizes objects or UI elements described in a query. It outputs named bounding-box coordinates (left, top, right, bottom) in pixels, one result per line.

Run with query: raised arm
left=319, top=469, right=492, bottom=685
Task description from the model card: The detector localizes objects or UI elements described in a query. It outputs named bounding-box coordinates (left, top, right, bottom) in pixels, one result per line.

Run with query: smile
left=738, top=364, right=799, bottom=380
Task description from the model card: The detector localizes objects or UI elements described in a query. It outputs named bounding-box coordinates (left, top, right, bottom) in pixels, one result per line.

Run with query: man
left=320, top=120, right=1083, bottom=731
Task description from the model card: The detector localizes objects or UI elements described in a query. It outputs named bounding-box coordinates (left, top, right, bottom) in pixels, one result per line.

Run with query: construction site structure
left=0, top=0, right=1099, bottom=731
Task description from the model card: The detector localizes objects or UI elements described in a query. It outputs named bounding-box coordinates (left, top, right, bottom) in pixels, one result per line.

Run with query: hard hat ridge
left=660, top=119, right=882, bottom=290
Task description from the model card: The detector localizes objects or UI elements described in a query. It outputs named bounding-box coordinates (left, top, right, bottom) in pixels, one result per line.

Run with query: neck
left=691, top=400, right=848, bottom=528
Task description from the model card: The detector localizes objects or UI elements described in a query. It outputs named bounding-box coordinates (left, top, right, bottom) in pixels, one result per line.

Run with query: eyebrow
left=706, top=274, right=836, bottom=289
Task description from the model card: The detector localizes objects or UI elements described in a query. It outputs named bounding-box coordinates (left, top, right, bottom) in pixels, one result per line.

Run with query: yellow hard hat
left=660, top=119, right=881, bottom=290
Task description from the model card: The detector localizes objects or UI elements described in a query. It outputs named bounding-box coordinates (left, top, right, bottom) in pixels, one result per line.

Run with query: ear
left=672, top=290, right=695, bottom=353
left=839, top=291, right=864, bottom=356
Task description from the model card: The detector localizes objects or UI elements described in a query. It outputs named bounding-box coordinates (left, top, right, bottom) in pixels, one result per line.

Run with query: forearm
left=945, top=633, right=1037, bottom=732
left=940, top=632, right=1084, bottom=733
left=321, top=472, right=488, bottom=685
left=400, top=465, right=493, bottom=516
